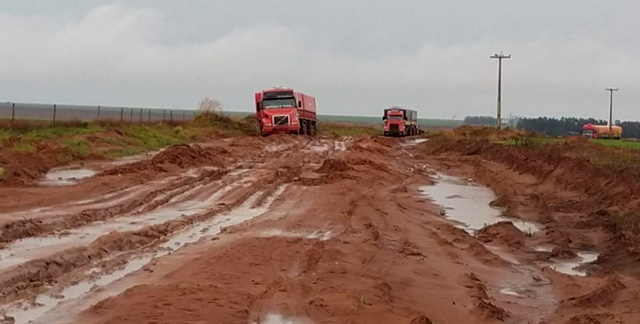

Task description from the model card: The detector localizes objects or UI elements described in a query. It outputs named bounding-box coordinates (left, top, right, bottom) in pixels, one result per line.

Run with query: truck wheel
left=300, top=120, right=307, bottom=136
left=310, top=122, right=317, bottom=137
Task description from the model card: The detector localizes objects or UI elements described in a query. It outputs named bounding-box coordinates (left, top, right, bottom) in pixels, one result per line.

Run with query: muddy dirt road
left=0, top=134, right=639, bottom=323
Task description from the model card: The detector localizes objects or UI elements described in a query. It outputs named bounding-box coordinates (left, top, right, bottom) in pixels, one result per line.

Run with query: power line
left=491, top=52, right=511, bottom=129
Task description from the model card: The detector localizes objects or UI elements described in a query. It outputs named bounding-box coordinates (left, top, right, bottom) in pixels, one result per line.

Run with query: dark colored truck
left=382, top=107, right=419, bottom=137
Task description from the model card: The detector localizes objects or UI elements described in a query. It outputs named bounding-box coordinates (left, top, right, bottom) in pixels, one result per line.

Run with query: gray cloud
left=0, top=1, right=639, bottom=120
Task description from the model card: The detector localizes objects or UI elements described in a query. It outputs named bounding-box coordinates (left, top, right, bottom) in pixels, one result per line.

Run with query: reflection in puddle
left=548, top=251, right=599, bottom=277
left=40, top=168, right=96, bottom=186
left=420, top=172, right=541, bottom=235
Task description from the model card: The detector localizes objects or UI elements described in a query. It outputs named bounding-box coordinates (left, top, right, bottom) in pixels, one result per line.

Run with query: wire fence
left=0, top=102, right=200, bottom=125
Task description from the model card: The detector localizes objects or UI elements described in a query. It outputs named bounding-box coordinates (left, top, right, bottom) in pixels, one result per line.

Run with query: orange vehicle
left=581, top=123, right=622, bottom=139
left=255, top=87, right=317, bottom=137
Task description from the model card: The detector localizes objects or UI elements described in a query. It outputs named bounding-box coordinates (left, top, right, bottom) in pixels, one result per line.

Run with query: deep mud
left=1, top=134, right=640, bottom=323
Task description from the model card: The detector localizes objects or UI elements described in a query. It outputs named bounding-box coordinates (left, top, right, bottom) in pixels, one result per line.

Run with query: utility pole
left=491, top=52, right=511, bottom=129
left=606, top=87, right=618, bottom=134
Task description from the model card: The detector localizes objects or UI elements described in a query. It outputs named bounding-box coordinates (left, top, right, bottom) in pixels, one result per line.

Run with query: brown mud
left=1, top=132, right=640, bottom=323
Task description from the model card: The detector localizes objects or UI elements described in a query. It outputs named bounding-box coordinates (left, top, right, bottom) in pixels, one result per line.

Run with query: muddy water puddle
left=259, top=229, right=334, bottom=241
left=40, top=168, right=96, bottom=186
left=420, top=172, right=541, bottom=235
left=0, top=184, right=237, bottom=271
left=401, top=138, right=428, bottom=146
left=546, top=250, right=599, bottom=277
left=257, top=313, right=313, bottom=324
left=4, top=186, right=289, bottom=324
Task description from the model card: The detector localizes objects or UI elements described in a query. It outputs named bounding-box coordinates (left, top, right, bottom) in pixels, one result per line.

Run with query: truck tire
left=310, top=122, right=317, bottom=137
left=300, top=120, right=307, bottom=136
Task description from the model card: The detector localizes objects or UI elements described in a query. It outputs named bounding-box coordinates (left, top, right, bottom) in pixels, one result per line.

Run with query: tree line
left=463, top=115, right=640, bottom=139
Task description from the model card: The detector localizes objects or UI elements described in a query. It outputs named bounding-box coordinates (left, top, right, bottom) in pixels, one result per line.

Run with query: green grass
left=594, top=139, right=640, bottom=149
left=498, top=137, right=640, bottom=150
left=11, top=141, right=36, bottom=152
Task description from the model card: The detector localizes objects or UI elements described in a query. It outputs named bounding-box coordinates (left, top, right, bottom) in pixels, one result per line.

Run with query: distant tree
left=464, top=116, right=496, bottom=126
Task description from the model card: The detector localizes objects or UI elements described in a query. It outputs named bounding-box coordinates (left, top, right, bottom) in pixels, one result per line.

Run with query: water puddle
left=110, top=149, right=165, bottom=166
left=5, top=257, right=153, bottom=324
left=401, top=138, right=429, bottom=146
left=500, top=287, right=524, bottom=297
left=419, top=172, right=541, bottom=235
left=547, top=251, right=599, bottom=277
left=266, top=144, right=291, bottom=153
left=4, top=186, right=288, bottom=324
left=40, top=168, right=96, bottom=186
left=258, top=313, right=313, bottom=324
left=0, top=184, right=237, bottom=271
left=259, top=229, right=334, bottom=241
left=309, top=143, right=330, bottom=153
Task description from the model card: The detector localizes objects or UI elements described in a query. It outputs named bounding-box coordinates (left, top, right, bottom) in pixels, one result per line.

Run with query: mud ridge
left=0, top=183, right=259, bottom=303
left=475, top=221, right=526, bottom=250
left=99, top=144, right=229, bottom=176
left=0, top=169, right=228, bottom=246
left=563, top=276, right=626, bottom=308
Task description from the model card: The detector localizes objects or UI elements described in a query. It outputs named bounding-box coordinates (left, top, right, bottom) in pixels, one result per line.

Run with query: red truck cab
left=255, top=87, right=317, bottom=136
left=581, top=123, right=597, bottom=139
left=383, top=107, right=418, bottom=137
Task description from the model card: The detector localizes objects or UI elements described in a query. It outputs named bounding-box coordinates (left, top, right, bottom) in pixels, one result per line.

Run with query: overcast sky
left=1, top=0, right=639, bottom=120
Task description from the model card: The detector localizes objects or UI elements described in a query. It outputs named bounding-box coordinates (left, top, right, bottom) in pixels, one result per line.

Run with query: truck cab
left=383, top=107, right=418, bottom=137
left=255, top=87, right=317, bottom=136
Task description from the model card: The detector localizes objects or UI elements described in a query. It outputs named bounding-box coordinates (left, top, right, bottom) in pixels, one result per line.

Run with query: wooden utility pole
left=606, top=87, right=618, bottom=134
left=491, top=52, right=511, bottom=129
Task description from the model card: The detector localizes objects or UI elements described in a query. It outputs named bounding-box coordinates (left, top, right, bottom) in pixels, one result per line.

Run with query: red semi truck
left=255, top=87, right=317, bottom=137
left=383, top=107, right=419, bottom=137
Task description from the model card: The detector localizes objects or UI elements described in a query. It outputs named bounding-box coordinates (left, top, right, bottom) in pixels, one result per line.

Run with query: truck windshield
left=387, top=115, right=403, bottom=120
left=263, top=98, right=296, bottom=109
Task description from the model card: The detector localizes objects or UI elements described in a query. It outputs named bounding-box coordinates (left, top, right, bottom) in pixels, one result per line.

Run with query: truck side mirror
left=256, top=103, right=261, bottom=111
left=298, top=100, right=302, bottom=108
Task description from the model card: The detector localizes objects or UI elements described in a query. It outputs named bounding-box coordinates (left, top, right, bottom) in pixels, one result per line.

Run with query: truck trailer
left=581, top=123, right=622, bottom=139
left=255, top=87, right=317, bottom=137
left=382, top=107, right=419, bottom=137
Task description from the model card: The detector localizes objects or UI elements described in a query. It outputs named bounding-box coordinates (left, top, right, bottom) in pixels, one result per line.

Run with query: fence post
left=129, top=108, right=133, bottom=121
left=170, top=110, right=173, bottom=122
left=97, top=105, right=101, bottom=122
left=183, top=111, right=186, bottom=121
left=139, top=109, right=143, bottom=122
left=11, top=103, right=15, bottom=122
left=120, top=108, right=124, bottom=122
left=148, top=109, right=151, bottom=123
left=163, top=110, right=166, bottom=122
left=52, top=104, right=57, bottom=126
